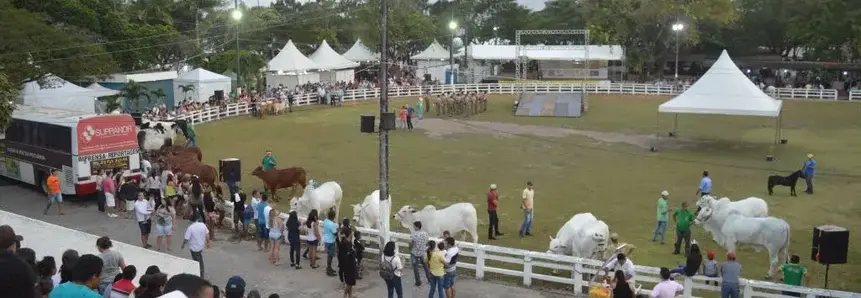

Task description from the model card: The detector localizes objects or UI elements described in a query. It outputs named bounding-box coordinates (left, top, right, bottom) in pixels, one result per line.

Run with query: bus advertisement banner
left=2, top=140, right=72, bottom=170
left=77, top=115, right=138, bottom=155
left=89, top=156, right=130, bottom=175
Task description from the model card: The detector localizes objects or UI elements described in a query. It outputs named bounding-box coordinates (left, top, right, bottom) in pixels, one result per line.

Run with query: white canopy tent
left=309, top=40, right=359, bottom=83
left=467, top=45, right=625, bottom=61
left=411, top=40, right=464, bottom=82
left=655, top=50, right=784, bottom=149
left=172, top=68, right=232, bottom=103
left=266, top=40, right=320, bottom=88
left=20, top=76, right=119, bottom=113
left=342, top=39, right=379, bottom=62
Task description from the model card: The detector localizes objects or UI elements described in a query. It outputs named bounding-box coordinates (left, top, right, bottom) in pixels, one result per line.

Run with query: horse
left=251, top=166, right=307, bottom=202
left=767, top=170, right=803, bottom=196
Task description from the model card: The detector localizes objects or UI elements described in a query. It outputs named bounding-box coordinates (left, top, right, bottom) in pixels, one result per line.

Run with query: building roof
left=176, top=68, right=231, bottom=83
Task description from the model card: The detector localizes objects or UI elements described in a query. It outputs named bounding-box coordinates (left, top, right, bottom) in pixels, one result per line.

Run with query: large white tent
left=309, top=40, right=359, bottom=83
left=656, top=50, right=784, bottom=147
left=266, top=40, right=320, bottom=88
left=20, top=76, right=119, bottom=113
left=172, top=68, right=232, bottom=103
left=342, top=39, right=379, bottom=62
left=411, top=40, right=463, bottom=82
left=467, top=45, right=625, bottom=61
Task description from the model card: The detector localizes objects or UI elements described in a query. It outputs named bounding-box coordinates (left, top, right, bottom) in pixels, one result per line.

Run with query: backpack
left=156, top=207, right=171, bottom=225
left=378, top=256, right=396, bottom=280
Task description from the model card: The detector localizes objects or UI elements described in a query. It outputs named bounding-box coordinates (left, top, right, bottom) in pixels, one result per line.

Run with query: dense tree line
left=0, top=0, right=859, bottom=127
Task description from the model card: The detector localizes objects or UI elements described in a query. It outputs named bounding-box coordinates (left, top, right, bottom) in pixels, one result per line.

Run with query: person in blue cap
left=224, top=276, right=245, bottom=298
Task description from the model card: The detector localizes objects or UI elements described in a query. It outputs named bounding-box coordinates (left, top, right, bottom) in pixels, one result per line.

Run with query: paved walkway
left=0, top=183, right=568, bottom=298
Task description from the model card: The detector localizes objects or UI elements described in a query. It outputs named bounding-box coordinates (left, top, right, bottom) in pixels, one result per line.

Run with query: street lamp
left=231, top=9, right=243, bottom=21
left=672, top=23, right=684, bottom=81
left=448, top=21, right=458, bottom=85
left=232, top=4, right=242, bottom=95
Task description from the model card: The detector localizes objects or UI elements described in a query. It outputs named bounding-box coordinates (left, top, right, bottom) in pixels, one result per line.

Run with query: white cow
left=290, top=180, right=344, bottom=220
left=394, top=204, right=478, bottom=243
left=352, top=189, right=392, bottom=229
left=695, top=196, right=768, bottom=242
left=696, top=206, right=790, bottom=277
left=547, top=213, right=611, bottom=260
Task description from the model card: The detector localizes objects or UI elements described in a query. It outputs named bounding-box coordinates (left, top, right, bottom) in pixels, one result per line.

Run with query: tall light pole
left=232, top=4, right=242, bottom=92
left=493, top=26, right=499, bottom=45
left=378, top=0, right=391, bottom=243
left=672, top=23, right=684, bottom=81
left=448, top=21, right=457, bottom=85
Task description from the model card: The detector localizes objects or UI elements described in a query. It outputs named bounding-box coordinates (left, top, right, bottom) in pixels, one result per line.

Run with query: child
left=398, top=106, right=408, bottom=129
left=702, top=250, right=719, bottom=285
left=353, top=230, right=365, bottom=279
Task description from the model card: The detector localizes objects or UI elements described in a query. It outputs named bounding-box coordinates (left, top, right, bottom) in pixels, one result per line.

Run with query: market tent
left=173, top=68, right=232, bottom=103
left=411, top=40, right=461, bottom=60
left=309, top=40, right=359, bottom=82
left=86, top=83, right=122, bottom=97
left=411, top=40, right=465, bottom=82
left=20, top=76, right=114, bottom=113
left=656, top=50, right=784, bottom=147
left=267, top=40, right=320, bottom=73
left=342, top=39, right=379, bottom=62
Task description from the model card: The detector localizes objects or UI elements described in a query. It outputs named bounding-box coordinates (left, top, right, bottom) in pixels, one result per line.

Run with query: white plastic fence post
left=743, top=283, right=754, bottom=298
left=573, top=263, right=584, bottom=294
left=523, top=252, right=533, bottom=287
left=475, top=245, right=485, bottom=280
left=682, top=278, right=693, bottom=297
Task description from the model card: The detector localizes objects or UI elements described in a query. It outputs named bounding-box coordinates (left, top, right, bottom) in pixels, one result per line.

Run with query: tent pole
left=672, top=113, right=679, bottom=137
left=653, top=111, right=661, bottom=151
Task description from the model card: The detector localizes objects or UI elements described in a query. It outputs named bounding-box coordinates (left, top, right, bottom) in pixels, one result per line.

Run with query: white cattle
left=394, top=203, right=478, bottom=243
left=137, top=120, right=182, bottom=151
left=547, top=213, right=611, bottom=260
left=290, top=180, right=344, bottom=221
left=695, top=196, right=768, bottom=242
left=352, top=190, right=392, bottom=229
left=696, top=206, right=790, bottom=277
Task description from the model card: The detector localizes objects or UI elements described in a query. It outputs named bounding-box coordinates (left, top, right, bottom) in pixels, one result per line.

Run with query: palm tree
left=120, top=80, right=151, bottom=112
left=178, top=84, right=195, bottom=103
left=98, top=96, right=122, bottom=113
left=150, top=88, right=167, bottom=106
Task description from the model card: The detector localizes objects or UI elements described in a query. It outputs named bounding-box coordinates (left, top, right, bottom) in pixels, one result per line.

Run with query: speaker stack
left=360, top=115, right=375, bottom=133
left=215, top=90, right=225, bottom=101
left=811, top=225, right=849, bottom=288
left=219, top=158, right=242, bottom=183
left=380, top=112, right=396, bottom=131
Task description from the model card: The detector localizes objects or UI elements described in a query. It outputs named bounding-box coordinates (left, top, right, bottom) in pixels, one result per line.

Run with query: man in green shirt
left=775, top=255, right=808, bottom=296
left=184, top=123, right=197, bottom=147
left=261, top=151, right=277, bottom=170
left=652, top=190, right=670, bottom=244
left=672, top=201, right=693, bottom=256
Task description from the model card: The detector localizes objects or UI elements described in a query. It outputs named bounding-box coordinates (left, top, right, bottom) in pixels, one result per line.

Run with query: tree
left=120, top=81, right=151, bottom=112
left=99, top=96, right=122, bottom=113
left=203, top=50, right=266, bottom=90
left=352, top=0, right=436, bottom=60
left=150, top=88, right=167, bottom=106
left=178, top=84, right=196, bottom=102
left=0, top=73, right=17, bottom=130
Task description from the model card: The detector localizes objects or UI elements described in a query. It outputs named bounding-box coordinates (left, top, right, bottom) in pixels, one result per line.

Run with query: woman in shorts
left=102, top=170, right=119, bottom=218
left=268, top=208, right=284, bottom=265
left=153, top=196, right=176, bottom=251
left=305, top=209, right=320, bottom=269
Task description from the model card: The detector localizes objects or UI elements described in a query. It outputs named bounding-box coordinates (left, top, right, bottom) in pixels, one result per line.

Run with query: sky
left=247, top=0, right=547, bottom=11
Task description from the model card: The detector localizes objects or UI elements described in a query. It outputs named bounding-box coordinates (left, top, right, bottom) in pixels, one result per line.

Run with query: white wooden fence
left=173, top=83, right=857, bottom=297
left=354, top=227, right=857, bottom=298
left=170, top=83, right=844, bottom=125
left=850, top=90, right=861, bottom=101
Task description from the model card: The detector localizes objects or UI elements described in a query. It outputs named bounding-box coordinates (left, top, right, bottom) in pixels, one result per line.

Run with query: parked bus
left=0, top=105, right=142, bottom=195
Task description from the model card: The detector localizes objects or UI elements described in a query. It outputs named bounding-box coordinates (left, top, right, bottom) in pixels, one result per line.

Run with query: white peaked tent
left=342, top=39, right=379, bottom=62
left=20, top=76, right=119, bottom=113
left=309, top=40, right=359, bottom=83
left=172, top=68, right=232, bottom=103
left=655, top=50, right=784, bottom=148
left=411, top=40, right=462, bottom=82
left=266, top=40, right=321, bottom=88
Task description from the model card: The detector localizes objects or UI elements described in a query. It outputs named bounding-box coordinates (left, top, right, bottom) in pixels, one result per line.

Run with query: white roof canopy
left=342, top=39, right=379, bottom=62
left=85, top=83, right=121, bottom=97
left=309, top=40, right=360, bottom=70
left=176, top=68, right=231, bottom=83
left=468, top=45, right=624, bottom=61
left=659, top=50, right=783, bottom=117
left=411, top=40, right=463, bottom=60
left=19, top=76, right=114, bottom=113
left=267, top=40, right=320, bottom=73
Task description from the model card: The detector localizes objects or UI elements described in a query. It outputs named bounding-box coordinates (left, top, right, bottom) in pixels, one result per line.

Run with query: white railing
left=169, top=83, right=843, bottom=124
left=850, top=90, right=860, bottom=101
left=355, top=227, right=856, bottom=298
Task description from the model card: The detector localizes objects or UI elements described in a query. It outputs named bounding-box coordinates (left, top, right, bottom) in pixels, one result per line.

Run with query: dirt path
left=415, top=118, right=690, bottom=150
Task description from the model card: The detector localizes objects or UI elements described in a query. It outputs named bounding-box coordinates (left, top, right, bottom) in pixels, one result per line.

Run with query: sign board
left=76, top=115, right=139, bottom=155
left=90, top=157, right=130, bottom=175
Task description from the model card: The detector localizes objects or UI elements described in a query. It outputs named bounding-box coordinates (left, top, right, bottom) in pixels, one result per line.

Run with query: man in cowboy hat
left=801, top=153, right=817, bottom=194
left=652, top=190, right=670, bottom=244
left=261, top=151, right=277, bottom=170
left=487, top=184, right=503, bottom=240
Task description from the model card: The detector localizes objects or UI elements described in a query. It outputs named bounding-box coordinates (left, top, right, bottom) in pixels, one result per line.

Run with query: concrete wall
left=0, top=210, right=199, bottom=282
left=100, top=80, right=176, bottom=111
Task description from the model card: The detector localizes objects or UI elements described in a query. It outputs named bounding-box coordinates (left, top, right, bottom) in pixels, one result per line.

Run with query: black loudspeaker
left=812, top=225, right=849, bottom=265
left=131, top=113, right=143, bottom=126
left=219, top=158, right=241, bottom=182
left=380, top=112, right=396, bottom=131
left=360, top=115, right=375, bottom=133
left=215, top=90, right=224, bottom=100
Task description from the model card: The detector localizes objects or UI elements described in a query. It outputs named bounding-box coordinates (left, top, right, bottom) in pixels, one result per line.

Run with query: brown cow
left=161, top=145, right=203, bottom=161
left=251, top=166, right=307, bottom=202
left=174, top=162, right=223, bottom=198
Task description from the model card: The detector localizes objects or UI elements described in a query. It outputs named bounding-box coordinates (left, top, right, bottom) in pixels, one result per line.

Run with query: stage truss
left=514, top=29, right=591, bottom=112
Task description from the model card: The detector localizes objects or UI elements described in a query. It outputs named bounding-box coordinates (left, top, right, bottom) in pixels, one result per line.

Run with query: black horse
left=767, top=170, right=803, bottom=196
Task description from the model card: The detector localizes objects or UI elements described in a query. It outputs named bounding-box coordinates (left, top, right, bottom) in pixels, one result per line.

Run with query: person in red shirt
left=110, top=265, right=137, bottom=298
left=487, top=184, right=503, bottom=240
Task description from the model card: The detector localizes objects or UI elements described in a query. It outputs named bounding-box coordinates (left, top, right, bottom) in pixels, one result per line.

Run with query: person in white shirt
left=141, top=159, right=152, bottom=177
left=443, top=237, right=460, bottom=298
left=134, top=192, right=154, bottom=249
left=182, top=215, right=210, bottom=278
left=604, top=253, right=636, bottom=280
left=651, top=267, right=684, bottom=298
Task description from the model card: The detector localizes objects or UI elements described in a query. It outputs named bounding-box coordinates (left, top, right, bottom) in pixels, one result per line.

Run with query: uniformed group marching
left=432, top=91, right=489, bottom=118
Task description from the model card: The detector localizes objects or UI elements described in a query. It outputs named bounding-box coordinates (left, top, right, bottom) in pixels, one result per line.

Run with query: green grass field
left=196, top=94, right=861, bottom=292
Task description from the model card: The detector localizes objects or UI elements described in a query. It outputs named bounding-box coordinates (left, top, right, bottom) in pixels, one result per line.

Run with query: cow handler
left=261, top=151, right=277, bottom=170
left=801, top=153, right=816, bottom=194
left=487, top=184, right=503, bottom=240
